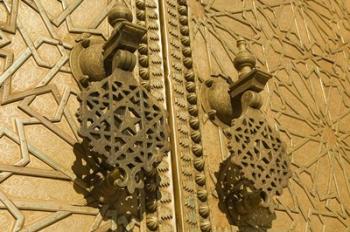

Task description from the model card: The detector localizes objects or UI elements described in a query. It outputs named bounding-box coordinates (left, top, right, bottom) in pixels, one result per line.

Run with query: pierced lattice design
left=217, top=162, right=276, bottom=231
left=226, top=110, right=291, bottom=203
left=77, top=69, right=168, bottom=193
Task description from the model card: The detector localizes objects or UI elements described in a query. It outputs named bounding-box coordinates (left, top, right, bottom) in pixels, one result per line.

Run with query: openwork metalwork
left=214, top=39, right=292, bottom=231
left=0, top=0, right=349, bottom=231
left=217, top=91, right=291, bottom=231
left=225, top=104, right=290, bottom=200
left=71, top=2, right=169, bottom=195
left=217, top=161, right=277, bottom=231
left=77, top=69, right=168, bottom=193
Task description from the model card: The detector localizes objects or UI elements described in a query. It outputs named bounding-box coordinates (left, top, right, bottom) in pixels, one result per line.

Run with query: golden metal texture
left=0, top=0, right=349, bottom=231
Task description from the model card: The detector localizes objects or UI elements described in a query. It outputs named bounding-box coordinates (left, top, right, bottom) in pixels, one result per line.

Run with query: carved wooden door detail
left=0, top=0, right=349, bottom=232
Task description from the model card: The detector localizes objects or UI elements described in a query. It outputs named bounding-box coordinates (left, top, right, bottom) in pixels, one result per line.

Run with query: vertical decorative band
left=160, top=0, right=212, bottom=231
left=135, top=0, right=176, bottom=231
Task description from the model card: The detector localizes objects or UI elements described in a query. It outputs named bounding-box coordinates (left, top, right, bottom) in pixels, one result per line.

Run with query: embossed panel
left=0, top=0, right=175, bottom=231
left=1, top=0, right=349, bottom=231
left=188, top=0, right=350, bottom=231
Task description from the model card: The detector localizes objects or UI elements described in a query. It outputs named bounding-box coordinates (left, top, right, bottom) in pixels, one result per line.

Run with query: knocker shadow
left=71, top=140, right=161, bottom=231
left=215, top=161, right=276, bottom=232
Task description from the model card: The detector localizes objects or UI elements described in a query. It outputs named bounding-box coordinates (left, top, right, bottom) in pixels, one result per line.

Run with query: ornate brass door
left=0, top=0, right=349, bottom=231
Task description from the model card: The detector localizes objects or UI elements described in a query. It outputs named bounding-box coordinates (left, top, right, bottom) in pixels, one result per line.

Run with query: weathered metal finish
left=74, top=2, right=169, bottom=196
left=77, top=68, right=169, bottom=193
left=0, top=0, right=175, bottom=231
left=188, top=0, right=350, bottom=231
left=200, top=75, right=233, bottom=127
left=0, top=0, right=350, bottom=231
left=159, top=0, right=212, bottom=231
left=219, top=88, right=291, bottom=231
left=70, top=37, right=106, bottom=83
left=201, top=38, right=292, bottom=232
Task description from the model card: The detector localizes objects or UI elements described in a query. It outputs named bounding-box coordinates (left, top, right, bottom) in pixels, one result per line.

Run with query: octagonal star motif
left=77, top=69, right=169, bottom=193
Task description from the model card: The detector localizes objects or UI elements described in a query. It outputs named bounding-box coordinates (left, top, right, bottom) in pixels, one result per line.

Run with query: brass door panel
left=0, top=0, right=349, bottom=231
left=187, top=0, right=350, bottom=231
left=0, top=0, right=175, bottom=231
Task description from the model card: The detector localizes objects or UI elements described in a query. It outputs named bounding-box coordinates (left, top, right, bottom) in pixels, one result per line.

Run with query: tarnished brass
left=72, top=2, right=168, bottom=195
left=202, top=38, right=292, bottom=231
left=1, top=0, right=349, bottom=231
left=70, top=34, right=106, bottom=84
left=70, top=8, right=146, bottom=85
left=201, top=39, right=272, bottom=125
left=217, top=90, right=291, bottom=231
left=200, top=75, right=233, bottom=127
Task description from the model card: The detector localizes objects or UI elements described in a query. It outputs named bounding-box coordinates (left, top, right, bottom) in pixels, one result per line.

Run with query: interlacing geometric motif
left=77, top=70, right=168, bottom=193
left=0, top=0, right=170, bottom=231
left=217, top=102, right=291, bottom=231
left=227, top=111, right=291, bottom=205
left=190, top=0, right=350, bottom=230
left=217, top=161, right=277, bottom=231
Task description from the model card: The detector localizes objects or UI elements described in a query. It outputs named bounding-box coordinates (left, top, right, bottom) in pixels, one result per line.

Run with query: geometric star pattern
left=227, top=112, right=291, bottom=205
left=0, top=0, right=141, bottom=231
left=1, top=0, right=349, bottom=231
left=190, top=0, right=350, bottom=231
left=77, top=71, right=168, bottom=193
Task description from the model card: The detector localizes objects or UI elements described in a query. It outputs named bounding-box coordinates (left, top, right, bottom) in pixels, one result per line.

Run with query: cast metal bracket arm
left=202, top=38, right=292, bottom=232
left=70, top=2, right=169, bottom=196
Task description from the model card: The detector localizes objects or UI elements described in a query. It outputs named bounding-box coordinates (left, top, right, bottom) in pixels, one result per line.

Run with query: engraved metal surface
left=0, top=0, right=175, bottom=231
left=189, top=0, right=350, bottom=231
left=160, top=0, right=212, bottom=231
left=0, top=0, right=349, bottom=231
left=210, top=40, right=292, bottom=231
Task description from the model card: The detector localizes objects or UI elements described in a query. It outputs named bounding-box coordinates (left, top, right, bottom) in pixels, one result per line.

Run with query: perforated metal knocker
left=70, top=2, right=168, bottom=195
left=201, top=38, right=292, bottom=232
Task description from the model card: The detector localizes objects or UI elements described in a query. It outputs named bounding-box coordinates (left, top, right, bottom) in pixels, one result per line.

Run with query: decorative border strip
left=135, top=0, right=176, bottom=231
left=160, top=0, right=212, bottom=230
left=176, top=0, right=211, bottom=231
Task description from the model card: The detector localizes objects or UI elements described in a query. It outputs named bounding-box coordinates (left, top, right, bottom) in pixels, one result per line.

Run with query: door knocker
left=202, top=38, right=292, bottom=231
left=70, top=2, right=169, bottom=197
